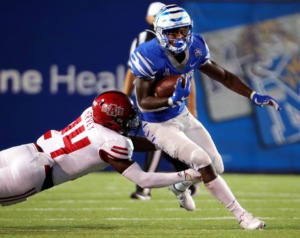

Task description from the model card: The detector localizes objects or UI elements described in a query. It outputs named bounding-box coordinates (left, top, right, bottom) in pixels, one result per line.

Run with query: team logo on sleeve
left=194, top=48, right=202, bottom=58
left=101, top=104, right=124, bottom=116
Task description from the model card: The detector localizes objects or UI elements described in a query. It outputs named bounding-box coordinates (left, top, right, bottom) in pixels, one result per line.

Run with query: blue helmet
left=154, top=4, right=193, bottom=54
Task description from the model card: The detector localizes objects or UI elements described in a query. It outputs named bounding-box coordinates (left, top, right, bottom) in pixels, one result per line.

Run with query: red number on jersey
left=50, top=117, right=91, bottom=158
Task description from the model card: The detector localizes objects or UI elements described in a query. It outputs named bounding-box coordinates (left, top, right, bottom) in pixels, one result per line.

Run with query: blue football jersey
left=130, top=34, right=210, bottom=122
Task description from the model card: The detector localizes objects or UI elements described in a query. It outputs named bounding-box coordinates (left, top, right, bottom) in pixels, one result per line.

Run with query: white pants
left=142, top=107, right=224, bottom=173
left=0, top=143, right=51, bottom=206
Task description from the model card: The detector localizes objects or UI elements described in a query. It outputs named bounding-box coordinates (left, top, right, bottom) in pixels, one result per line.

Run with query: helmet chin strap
left=167, top=40, right=187, bottom=54
left=173, top=39, right=185, bottom=48
left=145, top=29, right=156, bottom=36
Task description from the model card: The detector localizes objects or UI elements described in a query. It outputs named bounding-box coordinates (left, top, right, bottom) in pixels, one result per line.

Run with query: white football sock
left=205, top=175, right=245, bottom=221
left=174, top=180, right=198, bottom=192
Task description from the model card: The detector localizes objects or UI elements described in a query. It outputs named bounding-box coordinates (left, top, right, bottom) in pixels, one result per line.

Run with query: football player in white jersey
left=0, top=90, right=201, bottom=206
left=130, top=4, right=281, bottom=230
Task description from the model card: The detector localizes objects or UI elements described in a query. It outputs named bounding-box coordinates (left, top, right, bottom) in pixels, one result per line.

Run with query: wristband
left=250, top=91, right=256, bottom=100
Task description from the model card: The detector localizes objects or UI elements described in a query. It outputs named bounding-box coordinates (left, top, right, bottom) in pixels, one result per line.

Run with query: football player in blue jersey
left=124, top=2, right=199, bottom=201
left=129, top=4, right=280, bottom=230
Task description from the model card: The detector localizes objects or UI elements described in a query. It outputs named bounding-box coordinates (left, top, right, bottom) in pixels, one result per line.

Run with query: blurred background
left=0, top=0, right=299, bottom=173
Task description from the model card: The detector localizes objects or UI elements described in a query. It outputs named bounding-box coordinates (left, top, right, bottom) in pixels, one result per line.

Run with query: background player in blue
left=129, top=4, right=280, bottom=230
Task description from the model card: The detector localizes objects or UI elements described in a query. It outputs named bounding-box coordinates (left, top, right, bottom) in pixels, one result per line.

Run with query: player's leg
left=170, top=115, right=224, bottom=197
left=186, top=116, right=265, bottom=228
left=142, top=121, right=204, bottom=211
left=142, top=119, right=265, bottom=229
left=178, top=114, right=264, bottom=228
left=165, top=132, right=264, bottom=228
left=186, top=114, right=224, bottom=173
left=200, top=165, right=265, bottom=229
left=0, top=144, right=47, bottom=206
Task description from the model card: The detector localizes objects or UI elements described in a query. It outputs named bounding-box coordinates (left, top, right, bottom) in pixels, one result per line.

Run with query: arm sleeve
left=122, top=162, right=186, bottom=188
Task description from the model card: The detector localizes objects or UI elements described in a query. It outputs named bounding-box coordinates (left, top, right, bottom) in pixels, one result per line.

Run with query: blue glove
left=168, top=77, right=191, bottom=106
left=250, top=91, right=281, bottom=111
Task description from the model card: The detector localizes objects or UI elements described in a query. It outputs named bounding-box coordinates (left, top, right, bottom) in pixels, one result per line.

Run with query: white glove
left=180, top=168, right=202, bottom=181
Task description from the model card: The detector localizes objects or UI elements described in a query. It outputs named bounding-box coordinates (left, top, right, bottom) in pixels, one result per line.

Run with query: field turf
left=0, top=173, right=299, bottom=238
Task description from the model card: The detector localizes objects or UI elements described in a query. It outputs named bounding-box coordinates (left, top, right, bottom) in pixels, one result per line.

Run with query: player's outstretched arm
left=103, top=151, right=201, bottom=188
left=199, top=60, right=253, bottom=97
left=199, top=60, right=280, bottom=111
left=122, top=162, right=201, bottom=188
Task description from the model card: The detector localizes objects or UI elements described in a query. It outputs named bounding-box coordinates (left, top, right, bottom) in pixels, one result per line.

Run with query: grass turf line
left=0, top=173, right=299, bottom=238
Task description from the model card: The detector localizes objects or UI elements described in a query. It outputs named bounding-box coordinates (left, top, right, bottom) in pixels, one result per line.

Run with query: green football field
left=0, top=173, right=299, bottom=238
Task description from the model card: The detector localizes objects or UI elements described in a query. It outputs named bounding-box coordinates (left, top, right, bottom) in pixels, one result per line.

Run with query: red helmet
left=92, top=90, right=140, bottom=135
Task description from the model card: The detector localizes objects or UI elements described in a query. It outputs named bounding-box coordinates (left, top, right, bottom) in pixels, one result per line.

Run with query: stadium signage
left=0, top=64, right=125, bottom=95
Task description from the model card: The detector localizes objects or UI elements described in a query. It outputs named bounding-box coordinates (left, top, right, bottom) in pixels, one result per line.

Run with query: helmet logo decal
left=101, top=103, right=124, bottom=116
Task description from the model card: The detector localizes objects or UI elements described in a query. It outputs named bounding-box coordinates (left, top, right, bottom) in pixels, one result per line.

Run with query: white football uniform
left=0, top=107, right=133, bottom=205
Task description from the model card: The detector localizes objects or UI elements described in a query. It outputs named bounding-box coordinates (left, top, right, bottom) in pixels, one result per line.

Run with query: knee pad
left=211, top=153, right=224, bottom=174
left=189, top=149, right=212, bottom=170
left=177, top=143, right=211, bottom=170
left=178, top=142, right=223, bottom=172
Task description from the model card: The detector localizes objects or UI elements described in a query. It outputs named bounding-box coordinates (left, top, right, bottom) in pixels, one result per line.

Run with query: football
left=154, top=75, right=186, bottom=97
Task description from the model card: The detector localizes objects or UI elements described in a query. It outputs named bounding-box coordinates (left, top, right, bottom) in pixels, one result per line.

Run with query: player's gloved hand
left=168, top=77, right=191, bottom=106
left=180, top=168, right=202, bottom=181
left=250, top=91, right=281, bottom=111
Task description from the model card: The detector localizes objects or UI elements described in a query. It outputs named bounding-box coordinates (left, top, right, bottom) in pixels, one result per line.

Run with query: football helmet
left=92, top=90, right=140, bottom=135
left=154, top=4, right=193, bottom=54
